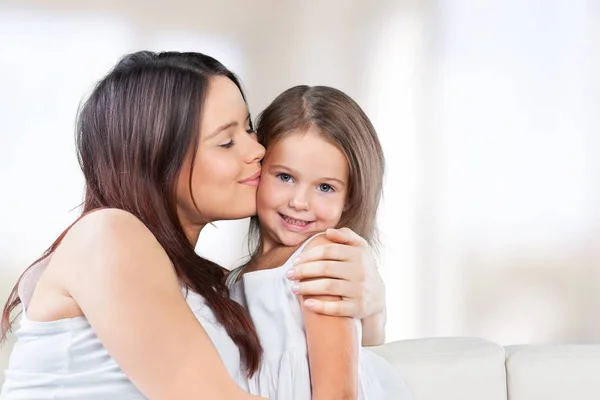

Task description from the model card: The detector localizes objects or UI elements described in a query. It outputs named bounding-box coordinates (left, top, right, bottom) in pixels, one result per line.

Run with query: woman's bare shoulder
left=50, top=208, right=171, bottom=287
left=64, top=208, right=157, bottom=249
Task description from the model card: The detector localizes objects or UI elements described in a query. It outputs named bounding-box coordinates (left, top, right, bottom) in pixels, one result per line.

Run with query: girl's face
left=177, top=76, right=266, bottom=232
left=256, top=128, right=349, bottom=247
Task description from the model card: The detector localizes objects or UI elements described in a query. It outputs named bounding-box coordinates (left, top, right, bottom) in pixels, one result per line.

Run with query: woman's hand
left=286, top=228, right=387, bottom=345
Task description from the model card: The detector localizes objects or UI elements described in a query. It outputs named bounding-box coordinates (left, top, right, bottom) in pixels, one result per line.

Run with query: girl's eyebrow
left=270, top=164, right=346, bottom=186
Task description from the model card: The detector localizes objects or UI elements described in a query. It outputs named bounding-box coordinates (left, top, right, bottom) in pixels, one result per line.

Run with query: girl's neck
left=260, top=235, right=284, bottom=254
left=250, top=235, right=299, bottom=272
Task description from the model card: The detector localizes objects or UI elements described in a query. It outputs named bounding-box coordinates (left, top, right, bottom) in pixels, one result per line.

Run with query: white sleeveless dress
left=1, top=258, right=249, bottom=399
left=228, top=234, right=412, bottom=400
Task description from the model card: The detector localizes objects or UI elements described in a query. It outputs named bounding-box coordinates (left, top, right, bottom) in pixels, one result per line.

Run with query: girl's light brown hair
left=251, top=85, right=385, bottom=248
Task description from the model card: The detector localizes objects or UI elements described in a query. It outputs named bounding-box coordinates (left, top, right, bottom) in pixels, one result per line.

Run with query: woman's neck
left=181, top=221, right=206, bottom=248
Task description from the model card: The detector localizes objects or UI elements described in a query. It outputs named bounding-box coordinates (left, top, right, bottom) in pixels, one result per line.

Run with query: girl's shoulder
left=296, top=232, right=331, bottom=254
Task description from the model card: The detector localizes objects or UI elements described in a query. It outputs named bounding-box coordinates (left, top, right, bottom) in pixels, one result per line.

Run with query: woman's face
left=177, top=76, right=265, bottom=229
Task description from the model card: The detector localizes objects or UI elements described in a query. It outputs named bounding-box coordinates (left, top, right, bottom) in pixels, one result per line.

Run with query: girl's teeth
left=284, top=215, right=308, bottom=226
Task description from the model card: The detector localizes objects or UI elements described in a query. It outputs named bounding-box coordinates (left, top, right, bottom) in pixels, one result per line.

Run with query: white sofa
left=373, top=337, right=600, bottom=400
left=2, top=336, right=600, bottom=398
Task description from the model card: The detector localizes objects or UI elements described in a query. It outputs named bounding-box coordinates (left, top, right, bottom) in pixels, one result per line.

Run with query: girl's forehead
left=264, top=131, right=348, bottom=180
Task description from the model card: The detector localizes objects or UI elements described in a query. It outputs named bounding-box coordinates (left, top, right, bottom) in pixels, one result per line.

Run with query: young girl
left=228, top=86, right=412, bottom=399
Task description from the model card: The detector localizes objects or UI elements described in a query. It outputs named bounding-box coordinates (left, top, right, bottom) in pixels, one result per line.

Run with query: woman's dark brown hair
left=1, top=51, right=262, bottom=375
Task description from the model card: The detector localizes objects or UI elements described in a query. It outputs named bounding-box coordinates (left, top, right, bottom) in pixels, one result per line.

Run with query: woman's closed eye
left=220, top=123, right=254, bottom=148
left=219, top=139, right=235, bottom=149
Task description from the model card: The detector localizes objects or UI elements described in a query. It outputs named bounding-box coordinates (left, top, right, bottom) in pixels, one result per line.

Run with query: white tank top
left=0, top=259, right=249, bottom=399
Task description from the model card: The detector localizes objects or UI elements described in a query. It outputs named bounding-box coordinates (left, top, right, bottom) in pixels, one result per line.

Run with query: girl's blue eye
left=277, top=173, right=293, bottom=182
left=318, top=183, right=334, bottom=192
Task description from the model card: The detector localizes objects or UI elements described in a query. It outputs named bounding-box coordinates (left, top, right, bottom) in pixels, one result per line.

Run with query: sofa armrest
left=370, top=337, right=507, bottom=400
left=506, top=344, right=600, bottom=400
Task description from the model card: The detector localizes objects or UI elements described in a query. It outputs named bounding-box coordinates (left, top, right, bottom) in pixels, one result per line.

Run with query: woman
left=0, top=51, right=386, bottom=399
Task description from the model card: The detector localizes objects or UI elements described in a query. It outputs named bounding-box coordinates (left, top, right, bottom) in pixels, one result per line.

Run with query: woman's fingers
left=292, top=277, right=361, bottom=299
left=325, top=227, right=368, bottom=247
left=293, top=243, right=352, bottom=265
left=288, top=260, right=357, bottom=281
left=302, top=298, right=358, bottom=317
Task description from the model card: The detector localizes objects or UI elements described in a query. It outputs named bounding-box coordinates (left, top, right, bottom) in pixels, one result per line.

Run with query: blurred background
left=1, top=0, right=599, bottom=384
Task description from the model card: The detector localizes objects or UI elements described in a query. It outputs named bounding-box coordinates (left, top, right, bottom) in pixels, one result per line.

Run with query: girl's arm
left=53, top=209, right=264, bottom=400
left=298, top=235, right=359, bottom=400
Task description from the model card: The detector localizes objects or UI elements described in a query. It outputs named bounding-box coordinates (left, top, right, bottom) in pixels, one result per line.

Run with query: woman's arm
left=299, top=235, right=359, bottom=400
left=53, top=209, right=263, bottom=400
left=360, top=305, right=386, bottom=346
left=289, top=228, right=387, bottom=346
